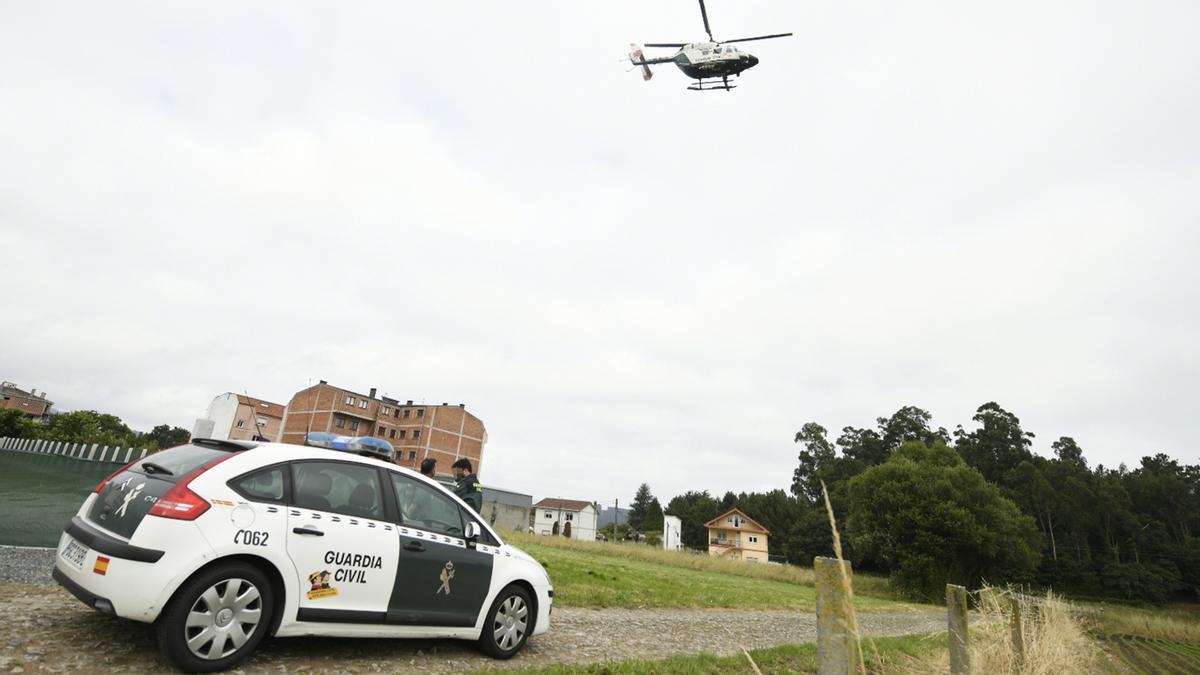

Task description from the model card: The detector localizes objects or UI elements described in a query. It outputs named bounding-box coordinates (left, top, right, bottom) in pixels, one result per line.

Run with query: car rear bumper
left=52, top=565, right=116, bottom=615
left=52, top=517, right=214, bottom=623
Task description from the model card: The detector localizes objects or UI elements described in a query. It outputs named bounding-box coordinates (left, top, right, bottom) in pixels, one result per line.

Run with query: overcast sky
left=2, top=1, right=1197, bottom=506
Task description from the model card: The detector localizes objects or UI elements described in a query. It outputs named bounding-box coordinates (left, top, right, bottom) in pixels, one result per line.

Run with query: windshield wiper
left=140, top=462, right=175, bottom=476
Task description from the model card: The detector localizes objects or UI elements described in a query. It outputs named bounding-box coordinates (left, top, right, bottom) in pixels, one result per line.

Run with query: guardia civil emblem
left=436, top=561, right=455, bottom=595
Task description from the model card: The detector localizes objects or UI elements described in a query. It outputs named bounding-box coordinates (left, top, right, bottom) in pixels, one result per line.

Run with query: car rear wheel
left=157, top=561, right=274, bottom=673
left=477, top=584, right=533, bottom=659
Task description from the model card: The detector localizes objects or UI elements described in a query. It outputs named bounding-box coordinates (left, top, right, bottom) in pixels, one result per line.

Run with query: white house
left=533, top=498, right=597, bottom=541
left=663, top=515, right=683, bottom=550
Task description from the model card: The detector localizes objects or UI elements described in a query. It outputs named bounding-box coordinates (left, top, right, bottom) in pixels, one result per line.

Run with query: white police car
left=51, top=438, right=553, bottom=672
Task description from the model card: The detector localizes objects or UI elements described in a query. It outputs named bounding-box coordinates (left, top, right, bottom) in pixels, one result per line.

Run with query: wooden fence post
left=947, top=584, right=970, bottom=675
left=815, top=556, right=858, bottom=674
left=1010, top=596, right=1024, bottom=672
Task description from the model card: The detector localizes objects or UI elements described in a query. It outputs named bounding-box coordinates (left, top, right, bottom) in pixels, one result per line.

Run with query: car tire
left=156, top=561, right=275, bottom=673
left=477, top=584, right=533, bottom=659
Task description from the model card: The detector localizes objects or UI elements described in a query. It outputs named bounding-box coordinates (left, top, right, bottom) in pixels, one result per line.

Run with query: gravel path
left=0, top=546, right=946, bottom=673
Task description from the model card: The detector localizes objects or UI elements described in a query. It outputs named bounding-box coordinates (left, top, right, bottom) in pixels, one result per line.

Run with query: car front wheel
left=156, top=561, right=275, bottom=673
left=478, top=584, right=533, bottom=659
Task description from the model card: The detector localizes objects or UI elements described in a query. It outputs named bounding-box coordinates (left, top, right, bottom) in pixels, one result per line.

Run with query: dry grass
left=898, top=587, right=1101, bottom=674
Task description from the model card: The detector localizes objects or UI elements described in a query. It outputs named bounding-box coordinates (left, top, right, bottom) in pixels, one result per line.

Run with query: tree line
left=643, top=403, right=1197, bottom=604
left=0, top=408, right=190, bottom=452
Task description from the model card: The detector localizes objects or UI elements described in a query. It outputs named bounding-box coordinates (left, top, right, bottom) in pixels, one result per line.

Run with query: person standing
left=420, top=457, right=437, bottom=479
left=451, top=458, right=482, bottom=512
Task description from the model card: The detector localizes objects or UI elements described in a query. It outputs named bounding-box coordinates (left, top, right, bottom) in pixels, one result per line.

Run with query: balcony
left=709, top=538, right=742, bottom=548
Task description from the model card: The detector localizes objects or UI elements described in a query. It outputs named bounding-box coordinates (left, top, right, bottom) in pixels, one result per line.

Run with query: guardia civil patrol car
left=51, top=438, right=553, bottom=672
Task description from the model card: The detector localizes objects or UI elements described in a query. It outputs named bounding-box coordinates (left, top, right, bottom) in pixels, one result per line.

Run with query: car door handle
left=403, top=541, right=425, bottom=552
left=292, top=527, right=324, bottom=536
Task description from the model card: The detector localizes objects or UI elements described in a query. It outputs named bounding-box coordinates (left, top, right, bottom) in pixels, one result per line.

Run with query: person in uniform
left=451, top=458, right=482, bottom=512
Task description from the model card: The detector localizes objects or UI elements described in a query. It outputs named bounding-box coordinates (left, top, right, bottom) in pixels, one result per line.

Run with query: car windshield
left=131, top=444, right=233, bottom=480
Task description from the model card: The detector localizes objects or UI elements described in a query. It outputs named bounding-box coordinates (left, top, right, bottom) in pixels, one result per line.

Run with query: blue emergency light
left=305, top=432, right=395, bottom=460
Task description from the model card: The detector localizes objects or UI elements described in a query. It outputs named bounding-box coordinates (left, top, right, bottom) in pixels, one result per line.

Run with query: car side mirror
left=465, top=521, right=480, bottom=542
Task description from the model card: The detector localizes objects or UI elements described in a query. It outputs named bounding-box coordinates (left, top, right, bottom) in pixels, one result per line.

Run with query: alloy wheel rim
left=183, top=577, right=263, bottom=660
left=492, top=595, right=529, bottom=651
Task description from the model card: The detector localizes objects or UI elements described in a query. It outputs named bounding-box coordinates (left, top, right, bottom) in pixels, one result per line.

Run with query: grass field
left=503, top=531, right=919, bottom=611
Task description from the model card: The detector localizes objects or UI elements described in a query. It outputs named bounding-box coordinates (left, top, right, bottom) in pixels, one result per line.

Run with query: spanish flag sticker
left=93, top=556, right=110, bottom=575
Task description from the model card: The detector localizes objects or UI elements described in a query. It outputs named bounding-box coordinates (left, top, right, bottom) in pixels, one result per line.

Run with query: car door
left=286, top=460, right=400, bottom=623
left=386, top=472, right=493, bottom=627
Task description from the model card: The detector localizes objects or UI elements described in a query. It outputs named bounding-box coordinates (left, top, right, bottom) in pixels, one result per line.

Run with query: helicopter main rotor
left=644, top=0, right=792, bottom=48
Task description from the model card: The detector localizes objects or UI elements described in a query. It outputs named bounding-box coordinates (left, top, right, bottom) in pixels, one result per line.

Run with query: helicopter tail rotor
left=628, top=44, right=654, bottom=81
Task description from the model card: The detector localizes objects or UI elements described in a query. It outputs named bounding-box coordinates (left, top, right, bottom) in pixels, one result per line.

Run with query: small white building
left=533, top=498, right=597, bottom=541
left=193, top=393, right=286, bottom=442
left=663, top=515, right=683, bottom=550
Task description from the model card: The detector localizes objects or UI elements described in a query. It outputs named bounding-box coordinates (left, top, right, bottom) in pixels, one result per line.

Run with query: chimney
left=442, top=402, right=448, bottom=406
left=458, top=403, right=465, bottom=408
left=406, top=400, right=413, bottom=405
left=319, top=379, right=327, bottom=385
left=369, top=388, right=377, bottom=399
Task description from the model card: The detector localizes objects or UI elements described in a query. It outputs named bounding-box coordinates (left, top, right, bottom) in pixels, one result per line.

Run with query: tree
left=792, top=422, right=835, bottom=503
left=144, top=424, right=190, bottom=449
left=629, top=483, right=653, bottom=532
left=846, top=441, right=1042, bottom=601
left=643, top=498, right=664, bottom=534
left=0, top=408, right=39, bottom=438
left=665, top=491, right=720, bottom=550
left=954, top=402, right=1035, bottom=485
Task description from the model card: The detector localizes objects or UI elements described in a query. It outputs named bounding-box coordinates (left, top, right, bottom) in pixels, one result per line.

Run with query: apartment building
left=279, top=381, right=487, bottom=478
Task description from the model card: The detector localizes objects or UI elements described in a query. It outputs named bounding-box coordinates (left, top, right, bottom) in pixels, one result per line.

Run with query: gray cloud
left=2, top=1, right=1197, bottom=505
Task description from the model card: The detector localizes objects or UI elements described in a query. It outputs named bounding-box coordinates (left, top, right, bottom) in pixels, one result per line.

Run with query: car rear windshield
left=129, top=443, right=237, bottom=480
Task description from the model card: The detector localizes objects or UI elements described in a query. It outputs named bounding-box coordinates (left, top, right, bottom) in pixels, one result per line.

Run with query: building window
left=382, top=406, right=391, bottom=415
left=544, top=512, right=553, bottom=519
left=565, top=513, right=573, bottom=521
left=346, top=396, right=354, bottom=405
left=394, top=409, right=400, bottom=418
left=398, top=429, right=407, bottom=439
left=749, top=536, right=758, bottom=543
left=412, top=430, right=421, bottom=440
left=403, top=409, right=410, bottom=419
left=335, top=417, right=345, bottom=429
left=389, top=429, right=396, bottom=439
left=408, top=450, right=416, bottom=460
left=235, top=419, right=245, bottom=429
left=349, top=420, right=360, bottom=431
left=359, top=399, right=368, bottom=409
left=417, top=409, right=425, bottom=418
left=256, top=417, right=267, bottom=427
left=378, top=426, right=385, bottom=436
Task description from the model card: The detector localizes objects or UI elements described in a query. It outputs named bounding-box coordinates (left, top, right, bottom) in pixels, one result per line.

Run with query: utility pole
left=615, top=499, right=619, bottom=543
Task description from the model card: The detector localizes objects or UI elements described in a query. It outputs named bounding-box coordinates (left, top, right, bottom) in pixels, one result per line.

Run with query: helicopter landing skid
left=688, top=76, right=735, bottom=91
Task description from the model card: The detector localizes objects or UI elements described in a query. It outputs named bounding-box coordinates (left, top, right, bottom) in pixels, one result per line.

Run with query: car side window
left=230, top=466, right=286, bottom=503
left=390, top=473, right=464, bottom=537
left=292, top=462, right=383, bottom=520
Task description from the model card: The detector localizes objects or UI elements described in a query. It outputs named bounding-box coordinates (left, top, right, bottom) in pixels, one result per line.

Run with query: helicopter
left=628, top=0, right=792, bottom=91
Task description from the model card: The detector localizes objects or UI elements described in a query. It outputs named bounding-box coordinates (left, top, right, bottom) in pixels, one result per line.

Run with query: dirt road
left=0, top=582, right=945, bottom=673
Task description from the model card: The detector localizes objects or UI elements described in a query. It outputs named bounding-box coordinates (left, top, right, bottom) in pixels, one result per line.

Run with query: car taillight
left=147, top=453, right=238, bottom=521
left=149, top=484, right=211, bottom=520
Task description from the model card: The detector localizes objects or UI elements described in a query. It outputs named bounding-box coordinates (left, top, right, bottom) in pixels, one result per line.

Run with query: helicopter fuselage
left=670, top=42, right=759, bottom=79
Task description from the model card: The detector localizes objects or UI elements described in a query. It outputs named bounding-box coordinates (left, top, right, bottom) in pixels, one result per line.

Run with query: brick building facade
left=279, top=381, right=487, bottom=479
left=1, top=382, right=53, bottom=421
